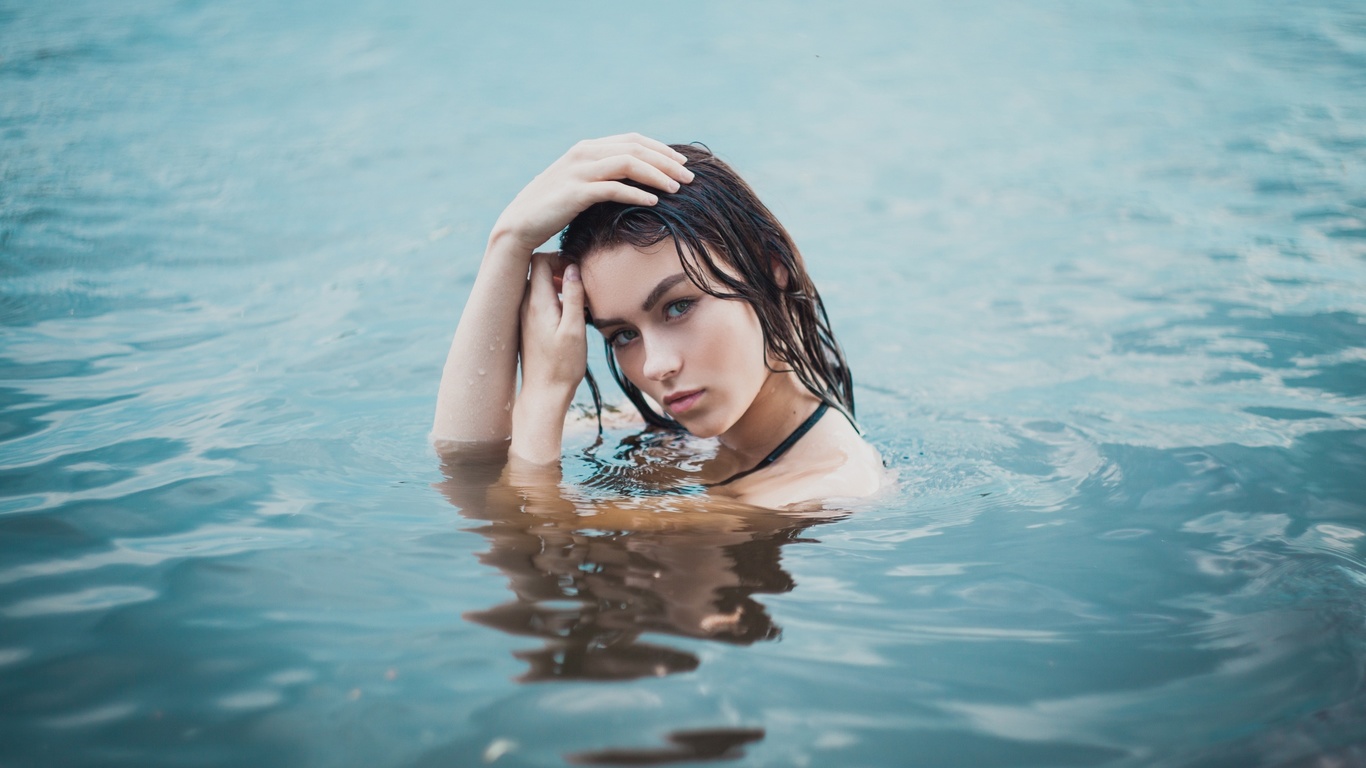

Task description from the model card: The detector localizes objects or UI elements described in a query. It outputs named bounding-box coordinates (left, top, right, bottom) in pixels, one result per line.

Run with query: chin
left=675, top=412, right=731, bottom=440
left=683, top=424, right=723, bottom=439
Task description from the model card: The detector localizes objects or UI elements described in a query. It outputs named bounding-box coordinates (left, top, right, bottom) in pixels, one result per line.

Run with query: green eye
left=665, top=299, right=694, bottom=319
left=609, top=329, right=639, bottom=348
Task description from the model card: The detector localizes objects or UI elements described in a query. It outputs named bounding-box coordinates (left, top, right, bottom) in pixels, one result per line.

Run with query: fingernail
left=565, top=264, right=580, bottom=282
left=681, top=169, right=695, bottom=183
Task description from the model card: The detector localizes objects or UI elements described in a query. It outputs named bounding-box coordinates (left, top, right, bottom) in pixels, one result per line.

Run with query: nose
left=640, top=335, right=682, bottom=382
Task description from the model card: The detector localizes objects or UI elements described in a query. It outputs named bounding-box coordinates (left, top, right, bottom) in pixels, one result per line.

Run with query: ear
left=772, top=261, right=790, bottom=290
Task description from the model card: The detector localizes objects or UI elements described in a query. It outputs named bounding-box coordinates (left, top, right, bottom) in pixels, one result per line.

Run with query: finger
left=528, top=253, right=561, bottom=314
left=595, top=142, right=694, bottom=184
left=584, top=180, right=659, bottom=208
left=581, top=140, right=693, bottom=184
left=546, top=251, right=567, bottom=280
left=568, top=140, right=692, bottom=185
left=558, top=263, right=585, bottom=335
left=588, top=156, right=682, bottom=194
left=519, top=274, right=533, bottom=324
left=532, top=250, right=566, bottom=290
left=591, top=133, right=688, bottom=164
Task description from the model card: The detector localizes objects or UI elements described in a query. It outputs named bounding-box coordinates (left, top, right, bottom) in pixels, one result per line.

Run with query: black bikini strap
left=705, top=402, right=830, bottom=488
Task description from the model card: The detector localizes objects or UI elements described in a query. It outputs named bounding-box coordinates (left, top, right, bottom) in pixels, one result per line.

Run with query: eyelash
left=608, top=299, right=695, bottom=348
left=664, top=298, right=694, bottom=320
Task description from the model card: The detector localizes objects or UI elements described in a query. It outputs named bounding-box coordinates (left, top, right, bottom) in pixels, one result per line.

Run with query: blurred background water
left=2, top=1, right=1365, bottom=766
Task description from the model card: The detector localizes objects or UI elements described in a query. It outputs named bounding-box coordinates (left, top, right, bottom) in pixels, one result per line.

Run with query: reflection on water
left=438, top=453, right=834, bottom=684
left=566, top=727, right=766, bottom=766
left=436, top=453, right=818, bottom=762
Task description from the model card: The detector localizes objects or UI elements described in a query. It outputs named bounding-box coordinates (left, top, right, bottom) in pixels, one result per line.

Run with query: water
left=2, top=1, right=1365, bottom=765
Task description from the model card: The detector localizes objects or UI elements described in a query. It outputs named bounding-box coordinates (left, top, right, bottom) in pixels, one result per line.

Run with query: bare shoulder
left=727, top=415, right=884, bottom=510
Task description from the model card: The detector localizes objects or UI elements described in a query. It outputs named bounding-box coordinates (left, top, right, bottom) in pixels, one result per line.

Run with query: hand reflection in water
left=437, top=452, right=841, bottom=683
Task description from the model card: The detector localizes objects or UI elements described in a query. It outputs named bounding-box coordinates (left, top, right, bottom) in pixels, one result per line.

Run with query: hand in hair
left=491, top=134, right=694, bottom=254
left=509, top=252, right=587, bottom=464
left=433, top=133, right=689, bottom=452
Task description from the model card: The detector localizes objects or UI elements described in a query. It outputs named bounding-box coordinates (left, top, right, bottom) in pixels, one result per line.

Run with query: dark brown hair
left=560, top=143, right=855, bottom=431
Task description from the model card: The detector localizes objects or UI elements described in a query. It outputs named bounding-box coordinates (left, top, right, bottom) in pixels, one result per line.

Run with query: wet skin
left=582, top=239, right=784, bottom=443
left=579, top=239, right=884, bottom=505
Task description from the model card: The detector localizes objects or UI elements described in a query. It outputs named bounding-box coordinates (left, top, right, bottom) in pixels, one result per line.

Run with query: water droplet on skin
left=477, top=368, right=486, bottom=376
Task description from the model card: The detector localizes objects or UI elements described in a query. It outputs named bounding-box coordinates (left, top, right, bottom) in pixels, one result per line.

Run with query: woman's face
left=580, top=238, right=772, bottom=439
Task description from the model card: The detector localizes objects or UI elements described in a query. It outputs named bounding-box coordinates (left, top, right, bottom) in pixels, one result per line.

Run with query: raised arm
left=432, top=134, right=693, bottom=452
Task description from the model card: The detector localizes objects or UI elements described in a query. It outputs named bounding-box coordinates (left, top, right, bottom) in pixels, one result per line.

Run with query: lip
left=663, top=389, right=705, bottom=415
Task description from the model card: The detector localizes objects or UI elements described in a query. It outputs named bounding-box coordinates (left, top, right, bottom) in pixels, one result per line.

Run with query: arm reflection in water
left=436, top=452, right=841, bottom=682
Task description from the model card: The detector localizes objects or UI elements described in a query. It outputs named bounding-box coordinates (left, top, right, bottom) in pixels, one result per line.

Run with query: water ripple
left=3, top=585, right=156, bottom=618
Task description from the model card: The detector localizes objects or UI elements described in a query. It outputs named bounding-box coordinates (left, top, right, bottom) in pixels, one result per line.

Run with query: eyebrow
left=591, top=273, right=690, bottom=329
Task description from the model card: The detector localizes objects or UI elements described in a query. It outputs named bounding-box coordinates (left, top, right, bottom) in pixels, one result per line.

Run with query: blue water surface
left=2, top=1, right=1365, bottom=766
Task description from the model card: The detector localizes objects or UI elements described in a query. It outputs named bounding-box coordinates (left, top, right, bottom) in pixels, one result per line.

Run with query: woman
left=432, top=134, right=882, bottom=509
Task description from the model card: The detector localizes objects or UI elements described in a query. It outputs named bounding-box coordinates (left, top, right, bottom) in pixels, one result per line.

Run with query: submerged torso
left=564, top=404, right=885, bottom=511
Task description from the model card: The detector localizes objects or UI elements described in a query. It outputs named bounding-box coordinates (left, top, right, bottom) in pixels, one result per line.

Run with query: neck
left=717, top=369, right=822, bottom=463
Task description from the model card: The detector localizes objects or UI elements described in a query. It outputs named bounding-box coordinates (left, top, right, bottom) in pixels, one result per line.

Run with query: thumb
left=558, top=263, right=586, bottom=334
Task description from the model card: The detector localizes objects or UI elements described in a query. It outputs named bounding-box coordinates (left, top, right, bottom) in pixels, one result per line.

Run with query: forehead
left=581, top=238, right=680, bottom=280
left=579, top=238, right=691, bottom=312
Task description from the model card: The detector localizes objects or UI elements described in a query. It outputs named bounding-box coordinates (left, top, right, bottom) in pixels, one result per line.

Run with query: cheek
left=612, top=344, right=644, bottom=382
left=699, top=302, right=767, bottom=375
left=603, top=301, right=767, bottom=392
left=600, top=330, right=649, bottom=387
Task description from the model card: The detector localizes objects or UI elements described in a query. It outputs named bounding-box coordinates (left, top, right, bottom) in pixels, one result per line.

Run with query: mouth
left=663, top=389, right=705, bottom=416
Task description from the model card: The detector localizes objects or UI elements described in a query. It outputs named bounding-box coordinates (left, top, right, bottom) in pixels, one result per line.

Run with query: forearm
left=432, top=134, right=689, bottom=449
left=432, top=229, right=530, bottom=445
left=508, top=386, right=572, bottom=465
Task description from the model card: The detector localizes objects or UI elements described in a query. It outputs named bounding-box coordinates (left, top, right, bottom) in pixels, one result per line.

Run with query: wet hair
left=559, top=143, right=856, bottom=431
